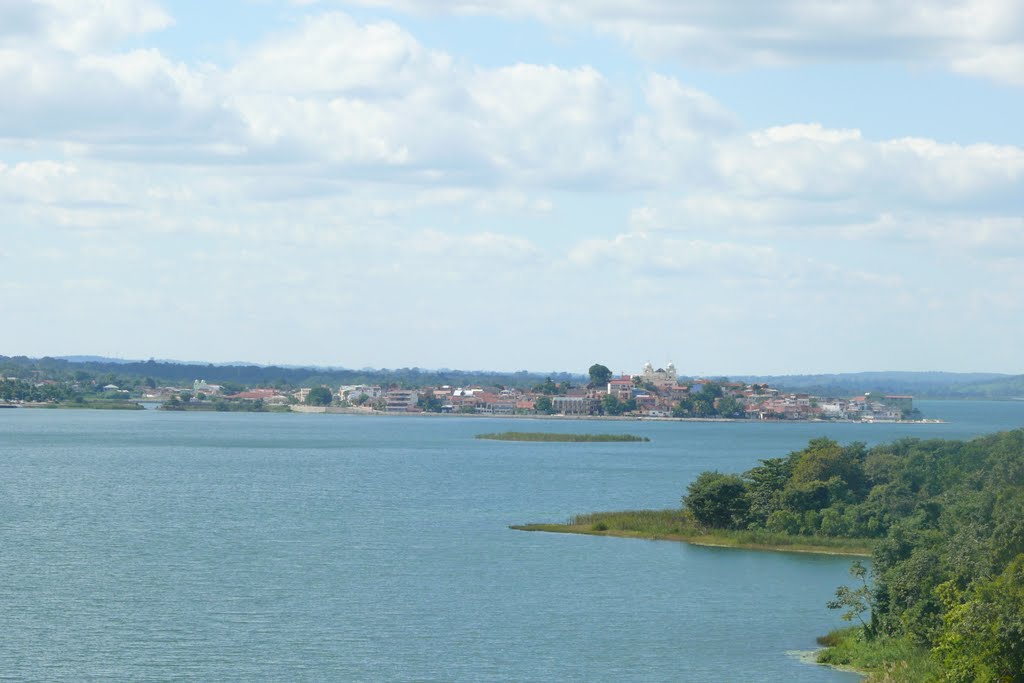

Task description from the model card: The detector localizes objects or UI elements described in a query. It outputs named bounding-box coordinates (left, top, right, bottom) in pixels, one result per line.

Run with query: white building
left=340, top=385, right=383, bottom=401
left=641, top=361, right=678, bottom=388
left=193, top=379, right=222, bottom=394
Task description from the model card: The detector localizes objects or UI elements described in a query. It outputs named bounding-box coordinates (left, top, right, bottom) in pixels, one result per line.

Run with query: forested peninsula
left=516, top=430, right=1024, bottom=681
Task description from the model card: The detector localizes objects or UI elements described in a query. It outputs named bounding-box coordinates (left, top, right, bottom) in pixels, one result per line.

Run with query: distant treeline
left=736, top=371, right=1024, bottom=400
left=4, top=356, right=1022, bottom=399
left=0, top=355, right=582, bottom=391
left=683, top=430, right=1024, bottom=679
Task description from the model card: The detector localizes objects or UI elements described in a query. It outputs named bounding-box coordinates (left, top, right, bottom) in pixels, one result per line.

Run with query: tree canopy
left=305, top=386, right=333, bottom=406
left=588, top=363, right=612, bottom=387
left=684, top=471, right=750, bottom=528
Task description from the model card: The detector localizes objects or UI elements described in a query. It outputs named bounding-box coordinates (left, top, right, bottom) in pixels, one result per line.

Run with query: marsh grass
left=476, top=432, right=649, bottom=442
left=51, top=399, right=145, bottom=410
left=513, top=509, right=873, bottom=555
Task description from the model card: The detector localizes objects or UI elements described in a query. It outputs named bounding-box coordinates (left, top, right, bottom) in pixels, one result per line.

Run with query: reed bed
left=476, top=432, right=649, bottom=442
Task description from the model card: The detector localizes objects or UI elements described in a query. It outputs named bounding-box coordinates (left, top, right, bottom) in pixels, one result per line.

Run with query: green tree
left=220, top=381, right=245, bottom=395
left=827, top=560, right=876, bottom=637
left=418, top=393, right=443, bottom=413
left=699, top=382, right=724, bottom=400
left=672, top=397, right=693, bottom=417
left=743, top=457, right=793, bottom=525
left=306, top=386, right=333, bottom=406
left=935, top=555, right=1024, bottom=682
left=684, top=471, right=750, bottom=529
left=588, top=364, right=613, bottom=387
left=534, top=377, right=558, bottom=395
left=534, top=395, right=553, bottom=414
left=601, top=393, right=624, bottom=416
left=716, top=394, right=744, bottom=418
left=691, top=398, right=715, bottom=417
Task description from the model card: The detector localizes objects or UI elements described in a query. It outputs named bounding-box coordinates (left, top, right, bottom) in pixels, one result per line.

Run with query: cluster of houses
left=166, top=363, right=915, bottom=421
left=745, top=392, right=912, bottom=421
left=142, top=380, right=293, bottom=407
left=320, top=362, right=916, bottom=421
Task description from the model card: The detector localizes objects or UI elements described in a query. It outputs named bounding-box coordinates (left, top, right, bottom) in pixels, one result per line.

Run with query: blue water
left=1, top=401, right=1021, bottom=681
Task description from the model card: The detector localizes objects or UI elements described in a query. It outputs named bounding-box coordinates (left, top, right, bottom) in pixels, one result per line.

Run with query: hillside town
left=150, top=361, right=919, bottom=421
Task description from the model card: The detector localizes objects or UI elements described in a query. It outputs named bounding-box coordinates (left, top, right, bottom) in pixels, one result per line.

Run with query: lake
left=1, top=400, right=1021, bottom=681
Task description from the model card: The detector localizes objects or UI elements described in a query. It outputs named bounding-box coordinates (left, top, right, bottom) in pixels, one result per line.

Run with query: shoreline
left=787, top=649, right=867, bottom=678
left=291, top=405, right=945, bottom=424
left=510, top=523, right=873, bottom=557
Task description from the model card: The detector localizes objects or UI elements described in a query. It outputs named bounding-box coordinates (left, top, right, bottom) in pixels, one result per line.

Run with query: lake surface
left=1, top=400, right=1021, bottom=681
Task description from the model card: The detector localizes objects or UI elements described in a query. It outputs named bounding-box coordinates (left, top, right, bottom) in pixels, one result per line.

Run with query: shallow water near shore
left=1, top=400, right=1020, bottom=680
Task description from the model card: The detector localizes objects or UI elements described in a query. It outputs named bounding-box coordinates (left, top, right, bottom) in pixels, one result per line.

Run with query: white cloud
left=227, top=12, right=452, bottom=96
left=339, top=0, right=1024, bottom=86
left=952, top=44, right=1024, bottom=85
left=0, top=0, right=172, bottom=53
left=716, top=126, right=1024, bottom=207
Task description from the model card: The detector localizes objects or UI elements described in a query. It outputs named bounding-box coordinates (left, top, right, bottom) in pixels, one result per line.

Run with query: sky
left=2, top=0, right=1023, bottom=376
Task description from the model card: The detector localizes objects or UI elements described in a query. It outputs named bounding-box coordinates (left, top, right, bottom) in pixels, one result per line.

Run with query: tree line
left=0, top=355, right=582, bottom=391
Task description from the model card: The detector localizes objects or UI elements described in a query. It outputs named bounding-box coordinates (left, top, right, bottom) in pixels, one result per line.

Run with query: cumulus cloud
left=716, top=125, right=1024, bottom=210
left=227, top=12, right=452, bottom=96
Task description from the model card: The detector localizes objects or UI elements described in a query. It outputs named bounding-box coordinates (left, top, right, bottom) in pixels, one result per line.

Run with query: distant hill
left=946, top=374, right=1024, bottom=400
left=56, top=355, right=140, bottom=364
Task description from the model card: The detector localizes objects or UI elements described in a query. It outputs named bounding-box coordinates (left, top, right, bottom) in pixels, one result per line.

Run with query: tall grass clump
left=816, top=628, right=938, bottom=682
left=570, top=509, right=686, bottom=534
left=476, top=432, right=649, bottom=442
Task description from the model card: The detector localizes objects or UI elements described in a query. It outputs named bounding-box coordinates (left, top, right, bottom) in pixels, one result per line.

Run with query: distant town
left=2, top=358, right=925, bottom=421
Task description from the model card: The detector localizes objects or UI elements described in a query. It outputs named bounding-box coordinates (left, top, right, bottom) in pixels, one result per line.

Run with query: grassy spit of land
left=17, top=399, right=145, bottom=410
left=476, top=432, right=650, bottom=442
left=511, top=509, right=873, bottom=555
left=160, top=401, right=290, bottom=413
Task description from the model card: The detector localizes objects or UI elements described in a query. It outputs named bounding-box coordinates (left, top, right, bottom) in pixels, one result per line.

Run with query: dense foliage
left=1, top=378, right=81, bottom=402
left=305, top=386, right=334, bottom=406
left=683, top=430, right=1024, bottom=680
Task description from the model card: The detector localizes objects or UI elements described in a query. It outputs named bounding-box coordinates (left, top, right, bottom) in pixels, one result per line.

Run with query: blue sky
left=2, top=0, right=1023, bottom=375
